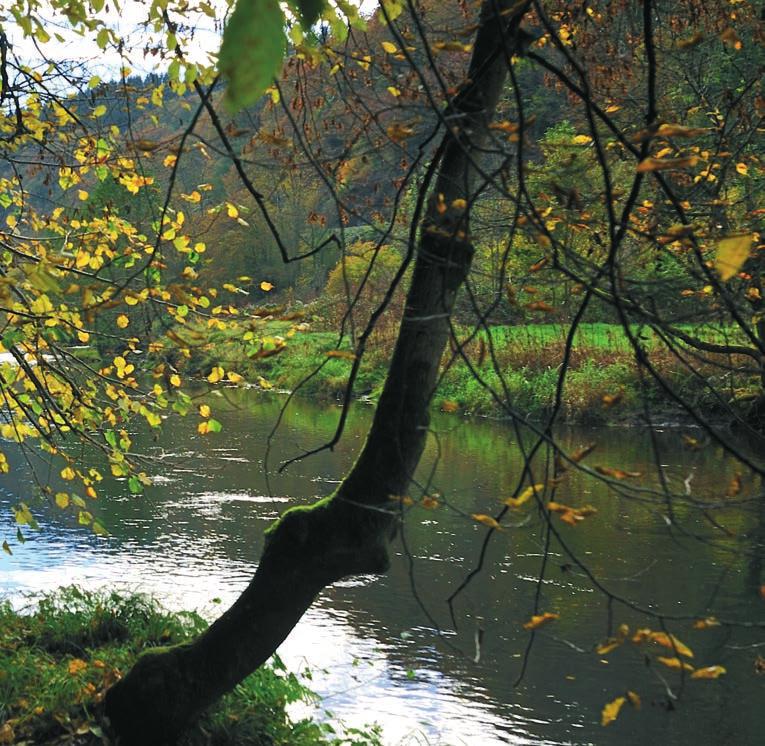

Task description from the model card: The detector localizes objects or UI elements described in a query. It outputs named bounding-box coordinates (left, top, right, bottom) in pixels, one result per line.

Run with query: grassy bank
left=0, top=588, right=380, bottom=745
left=173, top=318, right=756, bottom=425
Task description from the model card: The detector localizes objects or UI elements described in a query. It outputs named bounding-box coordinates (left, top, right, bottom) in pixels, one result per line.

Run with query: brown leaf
left=526, top=301, right=555, bottom=313
left=677, top=31, right=704, bottom=49
left=571, top=443, right=597, bottom=463
left=754, top=655, right=765, bottom=675
left=595, top=466, right=642, bottom=479
left=326, top=349, right=356, bottom=361
left=636, top=155, right=699, bottom=172
left=133, top=138, right=161, bottom=152
left=725, top=473, right=742, bottom=498
left=655, top=123, right=708, bottom=138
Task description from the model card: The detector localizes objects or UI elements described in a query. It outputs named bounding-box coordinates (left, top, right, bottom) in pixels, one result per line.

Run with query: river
left=1, top=393, right=763, bottom=745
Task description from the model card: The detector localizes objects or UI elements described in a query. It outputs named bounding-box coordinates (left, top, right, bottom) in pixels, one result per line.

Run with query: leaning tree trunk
left=104, top=3, right=528, bottom=742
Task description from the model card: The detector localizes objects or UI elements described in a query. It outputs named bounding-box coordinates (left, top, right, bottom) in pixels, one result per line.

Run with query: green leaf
left=219, top=0, right=286, bottom=112
left=14, top=503, right=39, bottom=530
left=379, top=0, right=404, bottom=24
left=128, top=475, right=143, bottom=494
left=78, top=510, right=93, bottom=526
left=2, top=540, right=11, bottom=555
left=92, top=521, right=109, bottom=536
left=288, top=0, right=324, bottom=28
left=207, top=418, right=223, bottom=433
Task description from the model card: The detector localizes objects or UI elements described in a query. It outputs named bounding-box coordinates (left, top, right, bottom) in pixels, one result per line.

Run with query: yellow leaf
left=389, top=494, right=414, bottom=506
left=471, top=513, right=503, bottom=531
left=381, top=41, right=398, bottom=53
left=440, top=400, right=459, bottom=413
left=596, top=640, right=622, bottom=655
left=626, top=691, right=641, bottom=709
left=260, top=281, right=274, bottom=291
left=226, top=203, right=239, bottom=219
left=601, top=696, right=626, bottom=727
left=387, top=86, right=401, bottom=97
left=226, top=371, right=244, bottom=383
left=657, top=656, right=695, bottom=671
left=116, top=314, right=129, bottom=329
left=199, top=404, right=211, bottom=418
left=169, top=374, right=181, bottom=387
left=207, top=366, right=225, bottom=383
left=504, top=483, right=544, bottom=508
left=30, top=294, right=54, bottom=315
left=0, top=721, right=15, bottom=742
left=432, top=40, right=472, bottom=53
left=55, top=493, right=69, bottom=509
left=691, top=665, right=726, bottom=680
left=61, top=466, right=75, bottom=480
left=78, top=190, right=89, bottom=201
left=693, top=617, right=720, bottom=630
left=523, top=612, right=559, bottom=630
left=735, top=162, right=748, bottom=176
left=572, top=134, right=592, bottom=144
left=650, top=632, right=694, bottom=658
left=68, top=658, right=88, bottom=674
left=715, top=235, right=752, bottom=281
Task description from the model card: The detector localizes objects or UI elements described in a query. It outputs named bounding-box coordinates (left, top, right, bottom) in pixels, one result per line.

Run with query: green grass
left=0, top=587, right=381, bottom=745
left=167, top=316, right=757, bottom=423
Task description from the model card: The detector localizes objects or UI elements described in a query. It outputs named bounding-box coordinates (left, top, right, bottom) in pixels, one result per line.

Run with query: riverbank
left=174, top=319, right=756, bottom=426
left=0, top=588, right=381, bottom=745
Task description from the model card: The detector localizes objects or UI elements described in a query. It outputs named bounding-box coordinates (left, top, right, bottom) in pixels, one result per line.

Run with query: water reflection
left=1, top=393, right=763, bottom=745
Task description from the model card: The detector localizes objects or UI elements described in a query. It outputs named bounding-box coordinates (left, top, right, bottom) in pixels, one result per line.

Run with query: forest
left=0, top=1, right=763, bottom=744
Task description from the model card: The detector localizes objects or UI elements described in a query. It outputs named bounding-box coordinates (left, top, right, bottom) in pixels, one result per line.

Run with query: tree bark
left=104, top=2, right=528, bottom=742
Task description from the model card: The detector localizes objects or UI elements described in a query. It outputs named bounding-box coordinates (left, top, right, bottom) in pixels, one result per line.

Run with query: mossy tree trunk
left=104, top=3, right=528, bottom=742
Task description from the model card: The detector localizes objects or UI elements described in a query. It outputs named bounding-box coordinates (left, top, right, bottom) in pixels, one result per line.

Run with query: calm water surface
left=1, top=393, right=763, bottom=745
